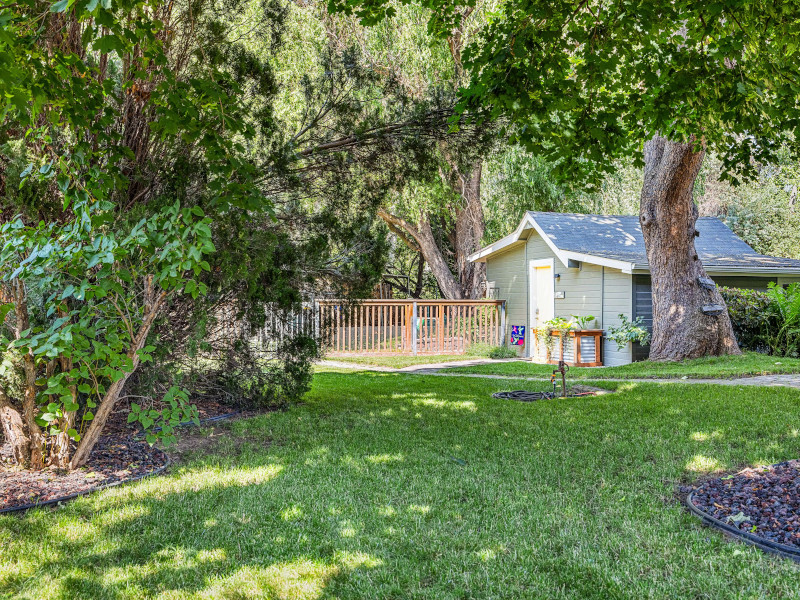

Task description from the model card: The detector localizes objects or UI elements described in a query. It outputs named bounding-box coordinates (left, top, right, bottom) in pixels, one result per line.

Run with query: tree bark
left=12, top=280, right=45, bottom=469
left=412, top=254, right=425, bottom=298
left=378, top=208, right=464, bottom=299
left=69, top=281, right=168, bottom=469
left=451, top=162, right=486, bottom=299
left=639, top=135, right=741, bottom=361
left=0, top=389, right=30, bottom=467
left=378, top=161, right=486, bottom=300
left=50, top=355, right=76, bottom=469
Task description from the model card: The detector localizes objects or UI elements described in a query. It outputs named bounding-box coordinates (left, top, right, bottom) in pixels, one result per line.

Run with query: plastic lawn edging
left=0, top=450, right=170, bottom=515
left=1, top=412, right=242, bottom=515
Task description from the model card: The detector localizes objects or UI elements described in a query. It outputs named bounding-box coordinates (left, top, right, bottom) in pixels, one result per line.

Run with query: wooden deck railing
left=317, top=299, right=505, bottom=355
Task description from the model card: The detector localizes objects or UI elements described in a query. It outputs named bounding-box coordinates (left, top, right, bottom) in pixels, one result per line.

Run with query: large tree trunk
left=640, top=135, right=741, bottom=361
left=0, top=390, right=30, bottom=467
left=378, top=162, right=486, bottom=300
left=379, top=209, right=464, bottom=299
left=451, top=162, right=486, bottom=299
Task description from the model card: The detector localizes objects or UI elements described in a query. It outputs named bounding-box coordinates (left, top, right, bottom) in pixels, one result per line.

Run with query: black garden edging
left=1, top=410, right=246, bottom=516
left=686, top=477, right=800, bottom=563
left=0, top=449, right=170, bottom=515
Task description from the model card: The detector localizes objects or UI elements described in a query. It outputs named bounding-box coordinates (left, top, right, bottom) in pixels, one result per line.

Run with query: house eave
left=561, top=251, right=634, bottom=273
left=631, top=264, right=800, bottom=276
left=468, top=213, right=537, bottom=263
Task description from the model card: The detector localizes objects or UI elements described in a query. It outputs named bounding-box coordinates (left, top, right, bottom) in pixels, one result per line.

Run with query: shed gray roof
left=527, top=211, right=800, bottom=271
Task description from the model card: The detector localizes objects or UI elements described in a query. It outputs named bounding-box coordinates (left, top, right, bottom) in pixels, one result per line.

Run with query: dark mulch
left=0, top=437, right=167, bottom=512
left=689, top=460, right=800, bottom=549
left=493, top=384, right=610, bottom=402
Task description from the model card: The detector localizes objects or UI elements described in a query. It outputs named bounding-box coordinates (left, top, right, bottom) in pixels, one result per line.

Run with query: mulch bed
left=0, top=436, right=167, bottom=513
left=688, top=460, right=800, bottom=551
left=104, top=395, right=236, bottom=438
left=493, top=384, right=609, bottom=402
left=1, top=394, right=243, bottom=513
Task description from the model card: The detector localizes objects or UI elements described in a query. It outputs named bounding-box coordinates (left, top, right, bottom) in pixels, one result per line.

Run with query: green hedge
left=719, top=286, right=778, bottom=353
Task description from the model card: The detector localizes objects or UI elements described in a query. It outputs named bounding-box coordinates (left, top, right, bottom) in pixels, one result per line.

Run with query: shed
left=469, top=212, right=800, bottom=366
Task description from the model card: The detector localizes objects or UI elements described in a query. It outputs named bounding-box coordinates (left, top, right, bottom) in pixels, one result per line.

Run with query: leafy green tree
left=337, top=0, right=800, bottom=360
left=303, top=2, right=499, bottom=299
left=0, top=0, right=396, bottom=470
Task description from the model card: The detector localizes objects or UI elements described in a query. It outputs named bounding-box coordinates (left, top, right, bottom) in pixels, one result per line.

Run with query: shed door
left=530, top=261, right=554, bottom=329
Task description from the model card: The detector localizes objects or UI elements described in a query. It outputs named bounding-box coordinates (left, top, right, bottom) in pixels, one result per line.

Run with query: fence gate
left=317, top=299, right=505, bottom=356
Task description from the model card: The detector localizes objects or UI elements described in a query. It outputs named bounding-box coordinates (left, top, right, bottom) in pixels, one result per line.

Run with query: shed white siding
left=485, top=243, right=527, bottom=355
left=478, top=212, right=800, bottom=367
left=486, top=230, right=636, bottom=364
left=601, top=268, right=634, bottom=366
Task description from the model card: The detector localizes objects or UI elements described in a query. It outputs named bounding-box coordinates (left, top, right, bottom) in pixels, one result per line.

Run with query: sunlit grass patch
left=2, top=373, right=800, bottom=598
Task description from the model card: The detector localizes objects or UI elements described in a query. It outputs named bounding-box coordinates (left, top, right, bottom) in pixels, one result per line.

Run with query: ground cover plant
left=2, top=372, right=800, bottom=598
left=445, top=351, right=800, bottom=380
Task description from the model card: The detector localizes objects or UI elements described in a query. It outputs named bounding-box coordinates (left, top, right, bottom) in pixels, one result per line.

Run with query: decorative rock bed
left=1, top=437, right=169, bottom=514
left=686, top=459, right=800, bottom=561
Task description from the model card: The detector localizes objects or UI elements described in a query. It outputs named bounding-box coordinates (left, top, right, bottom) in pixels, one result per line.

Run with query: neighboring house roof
left=469, top=211, right=800, bottom=275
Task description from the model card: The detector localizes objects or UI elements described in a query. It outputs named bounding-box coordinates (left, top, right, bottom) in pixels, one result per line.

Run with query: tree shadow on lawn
left=1, top=463, right=384, bottom=600
left=3, top=374, right=800, bottom=598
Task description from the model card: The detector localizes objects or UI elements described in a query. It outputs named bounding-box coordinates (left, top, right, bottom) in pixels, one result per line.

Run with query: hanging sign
left=510, top=325, right=526, bottom=346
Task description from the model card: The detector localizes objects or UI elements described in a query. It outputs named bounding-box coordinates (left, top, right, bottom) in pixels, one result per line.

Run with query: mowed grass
left=3, top=373, right=800, bottom=599
left=446, top=351, right=800, bottom=380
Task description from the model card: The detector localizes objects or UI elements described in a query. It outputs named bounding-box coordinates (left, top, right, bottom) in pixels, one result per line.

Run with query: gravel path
left=318, top=360, right=800, bottom=388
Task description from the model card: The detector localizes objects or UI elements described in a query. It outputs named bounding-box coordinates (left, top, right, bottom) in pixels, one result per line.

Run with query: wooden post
left=499, top=301, right=506, bottom=347
left=437, top=303, right=444, bottom=352
left=412, top=301, right=418, bottom=356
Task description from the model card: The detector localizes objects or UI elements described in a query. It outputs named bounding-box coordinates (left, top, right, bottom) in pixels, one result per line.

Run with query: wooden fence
left=317, top=299, right=505, bottom=356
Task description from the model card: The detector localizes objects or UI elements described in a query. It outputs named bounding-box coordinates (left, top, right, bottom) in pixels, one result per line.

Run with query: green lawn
left=3, top=373, right=800, bottom=598
left=445, top=351, right=800, bottom=380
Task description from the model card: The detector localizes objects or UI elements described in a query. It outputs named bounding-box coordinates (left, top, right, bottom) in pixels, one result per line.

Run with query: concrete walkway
left=318, top=359, right=800, bottom=389
left=319, top=357, right=518, bottom=373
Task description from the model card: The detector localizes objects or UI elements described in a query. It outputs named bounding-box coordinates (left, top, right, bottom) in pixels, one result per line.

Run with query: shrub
left=605, top=315, right=651, bottom=350
left=763, top=282, right=800, bottom=357
left=488, top=345, right=518, bottom=359
left=719, top=286, right=776, bottom=353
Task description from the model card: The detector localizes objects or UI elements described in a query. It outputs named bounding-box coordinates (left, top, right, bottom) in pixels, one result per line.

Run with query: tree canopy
left=336, top=0, right=800, bottom=185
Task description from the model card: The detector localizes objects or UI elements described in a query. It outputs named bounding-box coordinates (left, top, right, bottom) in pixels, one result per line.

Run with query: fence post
left=411, top=301, right=418, bottom=356
left=500, top=300, right=506, bottom=346
left=314, top=300, right=320, bottom=341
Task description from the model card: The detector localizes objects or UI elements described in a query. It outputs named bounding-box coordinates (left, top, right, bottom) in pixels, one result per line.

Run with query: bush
left=719, top=286, right=776, bottom=353
left=465, top=343, right=518, bottom=359
left=605, top=314, right=651, bottom=350
left=488, top=346, right=518, bottom=359
left=763, top=283, right=800, bottom=357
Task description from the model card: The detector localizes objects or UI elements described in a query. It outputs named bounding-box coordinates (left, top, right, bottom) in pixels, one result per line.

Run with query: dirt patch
left=166, top=416, right=271, bottom=463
